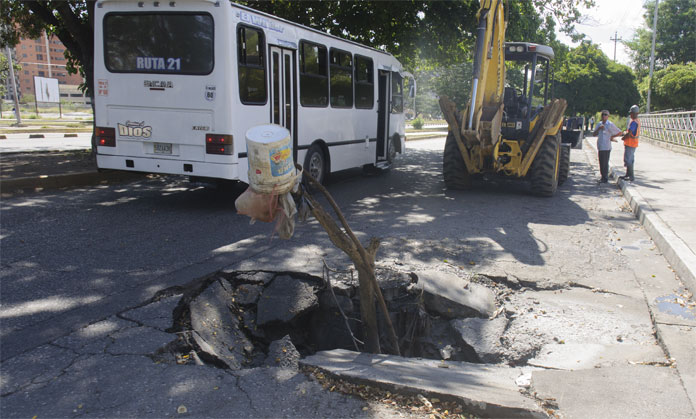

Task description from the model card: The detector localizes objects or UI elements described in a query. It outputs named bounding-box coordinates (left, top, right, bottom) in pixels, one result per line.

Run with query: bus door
left=269, top=46, right=297, bottom=158
left=376, top=70, right=391, bottom=161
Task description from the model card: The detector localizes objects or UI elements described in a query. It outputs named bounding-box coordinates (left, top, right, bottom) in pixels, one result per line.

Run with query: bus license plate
left=154, top=143, right=172, bottom=154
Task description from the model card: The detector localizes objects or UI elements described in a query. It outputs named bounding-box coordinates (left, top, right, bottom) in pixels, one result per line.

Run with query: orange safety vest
left=624, top=118, right=640, bottom=148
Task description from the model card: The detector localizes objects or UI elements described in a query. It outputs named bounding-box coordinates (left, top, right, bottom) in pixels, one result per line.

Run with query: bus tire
left=379, top=135, right=398, bottom=172
left=304, top=144, right=327, bottom=185
left=558, top=143, right=570, bottom=186
left=528, top=134, right=560, bottom=197
left=443, top=132, right=472, bottom=190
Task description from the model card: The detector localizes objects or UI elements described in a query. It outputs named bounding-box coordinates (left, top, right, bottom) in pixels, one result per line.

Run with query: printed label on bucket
left=269, top=144, right=293, bottom=177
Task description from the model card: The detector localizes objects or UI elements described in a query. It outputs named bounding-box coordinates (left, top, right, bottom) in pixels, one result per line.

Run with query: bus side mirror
left=409, top=85, right=416, bottom=98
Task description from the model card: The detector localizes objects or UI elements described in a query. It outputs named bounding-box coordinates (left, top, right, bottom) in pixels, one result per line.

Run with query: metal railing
left=641, top=111, right=696, bottom=149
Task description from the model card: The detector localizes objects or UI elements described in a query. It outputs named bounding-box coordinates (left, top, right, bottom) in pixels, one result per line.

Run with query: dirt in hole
left=156, top=268, right=543, bottom=370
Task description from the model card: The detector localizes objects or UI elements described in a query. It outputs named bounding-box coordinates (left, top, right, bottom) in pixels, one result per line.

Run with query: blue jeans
left=624, top=146, right=636, bottom=167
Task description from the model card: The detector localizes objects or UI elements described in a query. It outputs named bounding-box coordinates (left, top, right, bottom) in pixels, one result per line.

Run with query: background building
left=5, top=31, right=87, bottom=103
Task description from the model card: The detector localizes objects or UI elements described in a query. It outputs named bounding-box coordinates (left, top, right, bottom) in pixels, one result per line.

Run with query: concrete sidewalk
left=586, top=137, right=696, bottom=294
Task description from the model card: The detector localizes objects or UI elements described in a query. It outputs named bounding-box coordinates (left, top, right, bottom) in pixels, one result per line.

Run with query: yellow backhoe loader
left=439, top=0, right=569, bottom=196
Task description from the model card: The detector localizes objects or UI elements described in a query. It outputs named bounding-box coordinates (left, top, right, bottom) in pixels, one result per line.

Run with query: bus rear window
left=104, top=13, right=214, bottom=75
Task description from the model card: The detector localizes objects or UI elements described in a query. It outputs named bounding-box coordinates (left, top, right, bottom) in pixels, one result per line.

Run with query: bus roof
left=230, top=2, right=396, bottom=58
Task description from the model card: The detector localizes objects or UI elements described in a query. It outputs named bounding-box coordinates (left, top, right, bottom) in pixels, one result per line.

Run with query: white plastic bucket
left=245, top=124, right=295, bottom=193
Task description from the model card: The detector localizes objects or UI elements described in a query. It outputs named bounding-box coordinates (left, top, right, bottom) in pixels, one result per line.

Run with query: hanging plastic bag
left=235, top=186, right=278, bottom=223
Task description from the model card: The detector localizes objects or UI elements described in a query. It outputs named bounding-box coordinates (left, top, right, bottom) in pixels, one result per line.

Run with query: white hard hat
left=629, top=105, right=640, bottom=114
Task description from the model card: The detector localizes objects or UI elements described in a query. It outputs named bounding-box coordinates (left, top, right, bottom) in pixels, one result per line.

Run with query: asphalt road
left=0, top=138, right=618, bottom=357
left=2, top=137, right=694, bottom=417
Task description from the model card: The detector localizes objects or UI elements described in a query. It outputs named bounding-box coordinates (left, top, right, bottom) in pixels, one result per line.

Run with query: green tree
left=626, top=0, right=696, bottom=76
left=1, top=0, right=594, bottom=109
left=554, top=42, right=640, bottom=115
left=240, top=0, right=593, bottom=68
left=0, top=51, right=22, bottom=99
left=640, top=62, right=696, bottom=110
left=0, top=2, right=95, bottom=99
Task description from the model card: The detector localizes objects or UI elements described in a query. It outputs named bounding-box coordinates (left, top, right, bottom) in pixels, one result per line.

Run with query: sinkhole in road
left=162, top=268, right=542, bottom=370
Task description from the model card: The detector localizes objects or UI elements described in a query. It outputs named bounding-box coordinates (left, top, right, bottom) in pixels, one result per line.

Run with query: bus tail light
left=96, top=127, right=116, bottom=147
left=206, top=134, right=233, bottom=155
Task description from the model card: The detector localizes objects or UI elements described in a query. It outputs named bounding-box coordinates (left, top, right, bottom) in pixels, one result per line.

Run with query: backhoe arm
left=440, top=0, right=507, bottom=174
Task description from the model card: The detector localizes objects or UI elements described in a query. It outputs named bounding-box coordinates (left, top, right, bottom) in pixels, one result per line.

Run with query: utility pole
left=610, top=31, right=622, bottom=62
left=44, top=30, right=52, bottom=78
left=646, top=0, right=659, bottom=114
left=4, top=45, right=22, bottom=125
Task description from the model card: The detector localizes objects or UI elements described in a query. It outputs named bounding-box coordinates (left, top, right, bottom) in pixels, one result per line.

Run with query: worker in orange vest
left=620, top=105, right=640, bottom=181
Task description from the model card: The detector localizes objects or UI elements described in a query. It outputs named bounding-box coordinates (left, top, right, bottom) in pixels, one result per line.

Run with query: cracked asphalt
left=1, top=137, right=695, bottom=417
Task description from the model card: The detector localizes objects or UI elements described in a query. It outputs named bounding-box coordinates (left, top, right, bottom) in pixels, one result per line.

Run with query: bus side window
left=330, top=49, right=353, bottom=108
left=299, top=41, right=328, bottom=107
left=354, top=55, right=374, bottom=109
left=391, top=72, right=403, bottom=114
left=237, top=26, right=267, bottom=105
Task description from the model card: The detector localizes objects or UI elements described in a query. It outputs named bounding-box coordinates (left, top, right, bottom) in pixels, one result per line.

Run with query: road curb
left=610, top=167, right=696, bottom=294
left=406, top=133, right=447, bottom=141
left=585, top=139, right=696, bottom=294
left=1, top=171, right=146, bottom=195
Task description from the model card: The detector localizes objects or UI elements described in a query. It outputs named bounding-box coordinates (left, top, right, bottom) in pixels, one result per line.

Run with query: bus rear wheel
left=304, top=144, right=327, bottom=185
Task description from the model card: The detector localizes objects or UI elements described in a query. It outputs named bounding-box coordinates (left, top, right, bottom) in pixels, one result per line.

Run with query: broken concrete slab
left=189, top=280, right=253, bottom=369
left=318, top=290, right=354, bottom=314
left=300, top=349, right=544, bottom=418
left=531, top=365, right=696, bottom=418
left=505, top=288, right=655, bottom=347
left=256, top=275, right=318, bottom=326
left=450, top=317, right=508, bottom=363
left=527, top=343, right=666, bottom=370
left=655, top=323, right=696, bottom=410
left=265, top=335, right=300, bottom=369
left=233, top=270, right=276, bottom=285
left=412, top=271, right=496, bottom=318
left=234, top=284, right=262, bottom=305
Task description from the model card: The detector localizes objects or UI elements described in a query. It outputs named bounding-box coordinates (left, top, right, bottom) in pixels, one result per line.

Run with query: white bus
left=93, top=0, right=411, bottom=185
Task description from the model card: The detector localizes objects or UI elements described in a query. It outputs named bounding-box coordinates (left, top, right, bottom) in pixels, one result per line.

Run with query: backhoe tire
left=528, top=134, right=561, bottom=197
left=443, top=132, right=472, bottom=190
left=558, top=143, right=571, bottom=186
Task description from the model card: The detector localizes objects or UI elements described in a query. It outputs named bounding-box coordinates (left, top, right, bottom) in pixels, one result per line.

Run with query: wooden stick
left=298, top=164, right=401, bottom=356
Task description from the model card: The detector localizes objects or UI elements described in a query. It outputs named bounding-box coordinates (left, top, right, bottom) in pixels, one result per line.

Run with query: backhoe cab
left=501, top=42, right=554, bottom=141
left=439, top=0, right=568, bottom=196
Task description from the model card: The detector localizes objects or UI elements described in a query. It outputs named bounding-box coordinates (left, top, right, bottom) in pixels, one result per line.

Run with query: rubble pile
left=164, top=269, right=527, bottom=369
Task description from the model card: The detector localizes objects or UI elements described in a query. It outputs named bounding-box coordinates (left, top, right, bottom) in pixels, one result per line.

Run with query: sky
left=556, top=0, right=651, bottom=66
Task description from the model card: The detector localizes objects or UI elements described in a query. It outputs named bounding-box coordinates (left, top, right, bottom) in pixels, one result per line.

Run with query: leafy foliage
left=626, top=0, right=696, bottom=72
left=0, top=1, right=95, bottom=97
left=1, top=0, right=595, bottom=109
left=0, top=52, right=22, bottom=98
left=554, top=43, right=640, bottom=115
left=239, top=0, right=479, bottom=68
left=640, top=63, right=696, bottom=111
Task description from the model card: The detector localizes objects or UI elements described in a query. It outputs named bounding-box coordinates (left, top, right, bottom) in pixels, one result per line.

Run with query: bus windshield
left=103, top=13, right=214, bottom=75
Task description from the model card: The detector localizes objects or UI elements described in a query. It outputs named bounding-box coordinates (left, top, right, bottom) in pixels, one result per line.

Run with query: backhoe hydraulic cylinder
left=468, top=11, right=488, bottom=130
